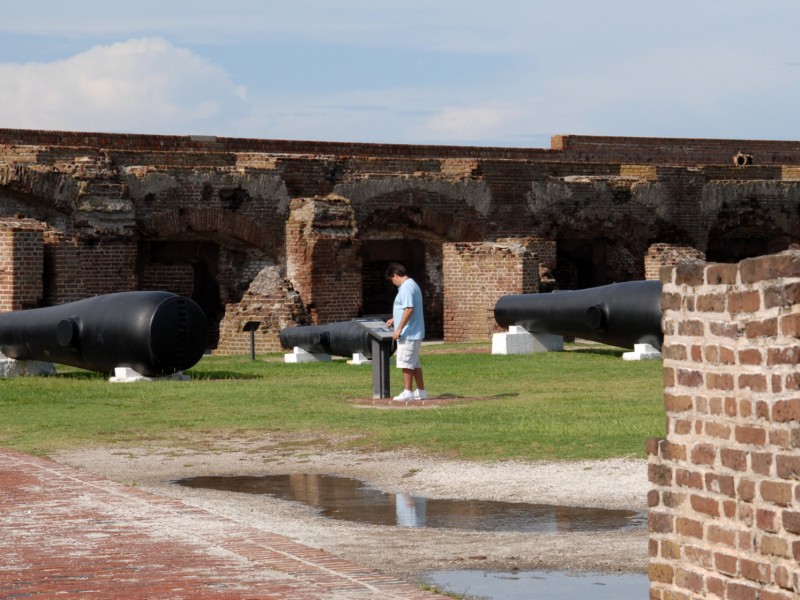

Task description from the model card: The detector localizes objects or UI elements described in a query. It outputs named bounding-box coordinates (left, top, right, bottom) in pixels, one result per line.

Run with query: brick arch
left=141, top=207, right=276, bottom=255
left=358, top=204, right=486, bottom=243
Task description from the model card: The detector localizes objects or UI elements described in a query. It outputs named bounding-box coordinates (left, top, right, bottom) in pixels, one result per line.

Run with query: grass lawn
left=0, top=343, right=665, bottom=461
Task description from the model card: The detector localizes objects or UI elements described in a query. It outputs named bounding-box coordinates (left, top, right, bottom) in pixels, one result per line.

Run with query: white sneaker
left=393, top=389, right=415, bottom=401
left=413, top=389, right=429, bottom=400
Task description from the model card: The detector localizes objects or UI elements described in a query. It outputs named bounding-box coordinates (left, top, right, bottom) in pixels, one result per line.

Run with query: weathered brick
left=735, top=425, right=767, bottom=446
left=705, top=473, right=735, bottom=496
left=720, top=448, right=747, bottom=471
left=728, top=290, right=761, bottom=314
left=648, top=562, right=675, bottom=584
left=761, top=481, right=793, bottom=506
left=690, top=494, right=719, bottom=517
left=675, top=517, right=703, bottom=538
left=664, top=393, right=693, bottom=412
left=772, top=399, right=800, bottom=422
left=776, top=454, right=800, bottom=479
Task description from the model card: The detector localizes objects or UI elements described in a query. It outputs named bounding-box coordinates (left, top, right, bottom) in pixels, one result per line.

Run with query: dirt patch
left=53, top=433, right=650, bottom=585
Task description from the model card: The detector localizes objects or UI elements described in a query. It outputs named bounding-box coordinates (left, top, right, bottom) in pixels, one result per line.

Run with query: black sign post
left=354, top=318, right=395, bottom=399
left=243, top=321, right=261, bottom=361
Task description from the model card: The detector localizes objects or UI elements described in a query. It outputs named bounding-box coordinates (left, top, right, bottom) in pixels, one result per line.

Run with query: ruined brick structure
left=649, top=251, right=800, bottom=599
left=2, top=129, right=800, bottom=351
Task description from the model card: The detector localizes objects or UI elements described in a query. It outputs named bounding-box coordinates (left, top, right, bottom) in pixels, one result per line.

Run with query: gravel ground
left=54, top=433, right=650, bottom=585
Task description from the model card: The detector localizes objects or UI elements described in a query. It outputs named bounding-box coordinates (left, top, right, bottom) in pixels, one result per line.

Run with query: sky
left=1, top=1, right=799, bottom=148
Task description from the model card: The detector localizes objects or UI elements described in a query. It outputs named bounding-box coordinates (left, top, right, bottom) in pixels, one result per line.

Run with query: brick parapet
left=0, top=128, right=555, bottom=161
left=554, top=134, right=800, bottom=166
left=649, top=250, right=800, bottom=599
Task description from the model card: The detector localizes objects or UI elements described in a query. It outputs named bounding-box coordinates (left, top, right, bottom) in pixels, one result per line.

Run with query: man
left=385, top=263, right=427, bottom=401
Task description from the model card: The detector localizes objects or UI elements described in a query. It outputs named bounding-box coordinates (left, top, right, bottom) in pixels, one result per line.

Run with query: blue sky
left=1, top=1, right=799, bottom=147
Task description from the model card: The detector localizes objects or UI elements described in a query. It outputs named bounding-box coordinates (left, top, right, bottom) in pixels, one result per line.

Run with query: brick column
left=285, top=195, right=361, bottom=324
left=0, top=219, right=44, bottom=312
left=442, top=241, right=538, bottom=343
left=649, top=250, right=800, bottom=600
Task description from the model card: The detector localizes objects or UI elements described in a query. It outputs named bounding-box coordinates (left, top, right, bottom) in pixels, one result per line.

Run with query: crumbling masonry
left=2, top=129, right=800, bottom=351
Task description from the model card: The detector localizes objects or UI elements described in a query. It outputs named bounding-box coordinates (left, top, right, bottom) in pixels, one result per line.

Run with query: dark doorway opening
left=359, top=239, right=426, bottom=320
left=554, top=239, right=608, bottom=290
left=137, top=241, right=223, bottom=348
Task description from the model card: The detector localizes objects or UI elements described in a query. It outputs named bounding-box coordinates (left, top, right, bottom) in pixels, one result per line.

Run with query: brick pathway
left=0, top=448, right=443, bottom=599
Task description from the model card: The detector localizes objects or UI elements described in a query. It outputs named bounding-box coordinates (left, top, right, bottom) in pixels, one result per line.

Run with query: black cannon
left=494, top=280, right=663, bottom=350
left=0, top=291, right=208, bottom=376
left=279, top=318, right=394, bottom=359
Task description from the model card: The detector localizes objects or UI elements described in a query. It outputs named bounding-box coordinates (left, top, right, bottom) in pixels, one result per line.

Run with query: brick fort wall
left=649, top=250, right=800, bottom=599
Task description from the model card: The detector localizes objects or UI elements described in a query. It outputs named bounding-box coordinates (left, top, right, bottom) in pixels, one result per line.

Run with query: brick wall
left=78, top=241, right=138, bottom=297
left=645, top=243, right=707, bottom=280
left=140, top=263, right=194, bottom=296
left=442, top=242, right=539, bottom=342
left=648, top=250, right=800, bottom=599
left=0, top=219, right=44, bottom=311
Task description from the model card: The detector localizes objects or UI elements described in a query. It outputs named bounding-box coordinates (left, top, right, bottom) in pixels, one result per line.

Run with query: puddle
left=425, top=569, right=649, bottom=599
left=171, top=474, right=645, bottom=532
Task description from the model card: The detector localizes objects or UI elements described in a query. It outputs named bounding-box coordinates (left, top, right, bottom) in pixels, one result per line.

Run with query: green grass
left=0, top=344, right=665, bottom=461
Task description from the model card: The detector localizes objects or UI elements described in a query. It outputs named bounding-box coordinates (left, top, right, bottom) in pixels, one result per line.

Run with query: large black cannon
left=0, top=291, right=208, bottom=376
left=494, top=280, right=663, bottom=350
left=279, top=318, right=393, bottom=359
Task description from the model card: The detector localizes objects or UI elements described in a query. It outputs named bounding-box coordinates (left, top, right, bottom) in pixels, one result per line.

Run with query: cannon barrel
left=280, top=319, right=389, bottom=359
left=0, top=291, right=208, bottom=376
left=494, top=280, right=663, bottom=350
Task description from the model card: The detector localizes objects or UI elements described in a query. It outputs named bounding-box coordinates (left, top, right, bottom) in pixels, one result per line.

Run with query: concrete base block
left=492, top=326, right=564, bottom=354
left=347, top=353, right=371, bottom=365
left=622, top=343, right=662, bottom=361
left=109, top=367, right=191, bottom=382
left=0, top=354, right=57, bottom=378
left=284, top=347, right=332, bottom=363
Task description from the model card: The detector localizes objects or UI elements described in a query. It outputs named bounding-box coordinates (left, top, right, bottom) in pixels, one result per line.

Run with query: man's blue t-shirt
left=393, top=278, right=425, bottom=340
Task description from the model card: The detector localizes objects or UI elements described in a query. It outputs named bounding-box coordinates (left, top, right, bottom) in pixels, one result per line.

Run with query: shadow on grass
left=51, top=371, right=105, bottom=380
left=187, top=371, right=261, bottom=381
left=49, top=370, right=261, bottom=381
left=568, top=347, right=625, bottom=358
left=433, top=392, right=520, bottom=399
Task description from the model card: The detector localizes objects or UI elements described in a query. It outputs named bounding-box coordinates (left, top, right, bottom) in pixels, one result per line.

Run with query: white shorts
left=395, top=339, right=422, bottom=369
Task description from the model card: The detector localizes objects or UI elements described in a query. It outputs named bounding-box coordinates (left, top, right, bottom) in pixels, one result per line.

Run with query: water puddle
left=425, top=569, right=649, bottom=599
left=172, top=474, right=645, bottom=532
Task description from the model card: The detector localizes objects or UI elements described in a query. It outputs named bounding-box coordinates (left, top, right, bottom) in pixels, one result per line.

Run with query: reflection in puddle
left=425, top=569, right=648, bottom=600
left=172, top=474, right=645, bottom=532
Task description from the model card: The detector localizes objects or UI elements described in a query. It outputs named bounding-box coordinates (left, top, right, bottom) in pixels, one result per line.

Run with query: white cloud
left=425, top=107, right=511, bottom=141
left=0, top=38, right=247, bottom=134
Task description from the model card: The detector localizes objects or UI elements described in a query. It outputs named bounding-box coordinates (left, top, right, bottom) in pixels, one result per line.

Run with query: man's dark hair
left=385, top=262, right=407, bottom=279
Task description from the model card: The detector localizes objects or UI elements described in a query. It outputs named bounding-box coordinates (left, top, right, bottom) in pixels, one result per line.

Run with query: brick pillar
left=442, top=241, right=539, bottom=343
left=285, top=195, right=361, bottom=324
left=0, top=219, right=44, bottom=312
left=648, top=250, right=800, bottom=600
left=645, top=243, right=706, bottom=280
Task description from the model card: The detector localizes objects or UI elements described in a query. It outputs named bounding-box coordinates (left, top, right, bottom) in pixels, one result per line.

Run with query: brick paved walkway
left=0, top=448, right=443, bottom=599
